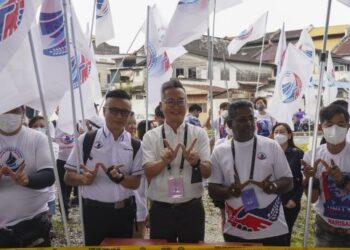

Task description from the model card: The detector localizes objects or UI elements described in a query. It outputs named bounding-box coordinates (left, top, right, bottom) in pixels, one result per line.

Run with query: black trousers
left=150, top=198, right=205, bottom=243
left=0, top=212, right=51, bottom=248
left=224, top=233, right=289, bottom=246
left=283, top=203, right=301, bottom=245
left=57, top=159, right=71, bottom=217
left=83, top=201, right=134, bottom=246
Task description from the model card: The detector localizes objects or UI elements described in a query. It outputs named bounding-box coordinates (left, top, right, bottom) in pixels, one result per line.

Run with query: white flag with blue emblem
left=227, top=12, right=268, bottom=55
left=295, top=27, right=315, bottom=61
left=95, top=0, right=115, bottom=46
left=323, top=51, right=337, bottom=106
left=269, top=44, right=314, bottom=129
left=161, top=0, right=209, bottom=48
left=0, top=0, right=41, bottom=73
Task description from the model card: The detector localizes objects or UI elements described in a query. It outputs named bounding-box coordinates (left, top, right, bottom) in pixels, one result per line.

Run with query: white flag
left=337, top=0, right=350, bottom=7
left=57, top=4, right=97, bottom=134
left=161, top=0, right=209, bottom=48
left=274, top=23, right=287, bottom=75
left=296, top=28, right=315, bottom=60
left=0, top=0, right=40, bottom=73
left=269, top=44, right=314, bottom=129
left=227, top=12, right=268, bottom=55
left=323, top=51, right=337, bottom=106
left=210, top=0, right=242, bottom=14
left=95, top=0, right=115, bottom=46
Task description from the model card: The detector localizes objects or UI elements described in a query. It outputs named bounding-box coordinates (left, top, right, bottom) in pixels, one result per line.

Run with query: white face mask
left=221, top=110, right=228, bottom=119
left=35, top=128, right=46, bottom=134
left=274, top=134, right=288, bottom=145
left=225, top=127, right=233, bottom=136
left=323, top=125, right=348, bottom=145
left=0, top=114, right=23, bottom=134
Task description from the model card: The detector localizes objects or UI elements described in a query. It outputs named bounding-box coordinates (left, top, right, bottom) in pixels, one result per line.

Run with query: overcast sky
left=71, top=0, right=350, bottom=53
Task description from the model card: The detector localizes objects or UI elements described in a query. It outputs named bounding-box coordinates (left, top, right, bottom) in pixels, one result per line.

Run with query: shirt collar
left=102, top=125, right=127, bottom=142
left=164, top=121, right=186, bottom=134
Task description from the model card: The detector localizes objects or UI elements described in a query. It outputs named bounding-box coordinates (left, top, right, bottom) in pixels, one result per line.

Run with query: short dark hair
left=29, top=115, right=44, bottom=128
left=106, top=89, right=131, bottom=100
left=320, top=104, right=350, bottom=124
left=228, top=100, right=254, bottom=119
left=189, top=104, right=202, bottom=113
left=137, top=120, right=153, bottom=140
left=330, top=100, right=348, bottom=110
left=219, top=102, right=229, bottom=110
left=154, top=105, right=164, bottom=118
left=254, top=97, right=267, bottom=106
left=161, top=79, right=186, bottom=99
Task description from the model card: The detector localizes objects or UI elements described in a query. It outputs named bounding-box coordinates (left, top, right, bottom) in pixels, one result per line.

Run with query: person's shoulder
left=257, top=135, right=274, bottom=144
left=212, top=140, right=231, bottom=156
left=23, top=126, right=45, bottom=140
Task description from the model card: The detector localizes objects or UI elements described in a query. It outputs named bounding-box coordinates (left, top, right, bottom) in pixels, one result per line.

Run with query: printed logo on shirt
left=256, top=120, right=270, bottom=137
left=257, top=152, right=267, bottom=160
left=59, top=134, right=74, bottom=145
left=225, top=196, right=281, bottom=232
left=94, top=141, right=103, bottom=149
left=0, top=147, right=24, bottom=172
left=321, top=171, right=350, bottom=224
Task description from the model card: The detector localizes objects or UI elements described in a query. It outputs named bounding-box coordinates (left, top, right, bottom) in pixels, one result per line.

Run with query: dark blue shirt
left=281, top=147, right=304, bottom=205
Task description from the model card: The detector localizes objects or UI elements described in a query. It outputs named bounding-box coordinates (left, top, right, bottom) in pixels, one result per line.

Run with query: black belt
left=316, top=215, right=350, bottom=235
left=152, top=197, right=202, bottom=209
left=83, top=197, right=133, bottom=209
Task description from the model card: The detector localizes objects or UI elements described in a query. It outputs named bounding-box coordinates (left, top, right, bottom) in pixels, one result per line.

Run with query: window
left=335, top=65, right=346, bottom=72
left=107, top=74, right=111, bottom=83
left=188, top=67, right=197, bottom=79
left=176, top=68, right=184, bottom=77
left=220, top=68, right=230, bottom=81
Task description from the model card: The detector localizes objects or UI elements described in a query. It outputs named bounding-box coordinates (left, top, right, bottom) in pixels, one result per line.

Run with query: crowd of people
left=1, top=79, right=350, bottom=247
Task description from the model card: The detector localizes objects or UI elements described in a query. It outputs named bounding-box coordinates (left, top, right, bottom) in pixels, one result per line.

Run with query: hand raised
left=229, top=174, right=251, bottom=197
left=250, top=174, right=276, bottom=194
left=301, top=159, right=322, bottom=179
left=321, top=159, right=343, bottom=184
left=80, top=163, right=99, bottom=185
left=160, top=139, right=181, bottom=166
left=3, top=161, right=28, bottom=186
left=180, top=138, right=199, bottom=166
left=99, top=163, right=125, bottom=184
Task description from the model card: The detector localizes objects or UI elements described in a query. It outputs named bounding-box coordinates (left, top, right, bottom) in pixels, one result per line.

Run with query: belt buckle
left=114, top=200, right=125, bottom=209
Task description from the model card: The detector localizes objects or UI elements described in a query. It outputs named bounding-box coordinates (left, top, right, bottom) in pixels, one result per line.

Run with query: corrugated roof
left=333, top=35, right=350, bottom=56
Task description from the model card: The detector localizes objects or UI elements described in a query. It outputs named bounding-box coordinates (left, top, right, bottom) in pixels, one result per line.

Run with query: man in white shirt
left=254, top=97, right=277, bottom=137
left=208, top=100, right=293, bottom=246
left=64, top=90, right=143, bottom=246
left=302, top=104, right=350, bottom=247
left=0, top=106, right=54, bottom=247
left=142, top=79, right=211, bottom=243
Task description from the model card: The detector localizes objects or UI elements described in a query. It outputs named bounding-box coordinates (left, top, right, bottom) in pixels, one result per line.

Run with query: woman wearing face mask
left=270, top=123, right=304, bottom=245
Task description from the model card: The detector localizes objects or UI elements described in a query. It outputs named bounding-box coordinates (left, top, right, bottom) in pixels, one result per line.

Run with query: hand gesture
left=2, top=161, right=28, bottom=186
left=285, top=199, right=297, bottom=209
left=80, top=163, right=99, bottom=185
left=98, top=163, right=125, bottom=184
left=320, top=159, right=343, bottom=184
left=250, top=174, right=276, bottom=194
left=180, top=138, right=199, bottom=166
left=229, top=174, right=251, bottom=197
left=160, top=140, right=181, bottom=166
left=301, top=159, right=322, bottom=179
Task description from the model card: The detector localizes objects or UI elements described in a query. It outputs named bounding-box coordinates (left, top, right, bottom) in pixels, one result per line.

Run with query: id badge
left=168, top=176, right=184, bottom=198
left=241, top=188, right=259, bottom=211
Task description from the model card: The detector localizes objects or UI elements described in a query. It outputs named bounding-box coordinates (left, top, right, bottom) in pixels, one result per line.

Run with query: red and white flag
left=274, top=23, right=287, bottom=75
left=269, top=44, right=314, bottom=129
left=95, top=0, right=115, bottom=46
left=227, top=12, right=268, bottom=55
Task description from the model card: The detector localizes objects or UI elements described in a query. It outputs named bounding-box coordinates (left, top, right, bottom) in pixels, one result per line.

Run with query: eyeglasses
left=104, top=107, right=131, bottom=117
left=163, top=98, right=186, bottom=106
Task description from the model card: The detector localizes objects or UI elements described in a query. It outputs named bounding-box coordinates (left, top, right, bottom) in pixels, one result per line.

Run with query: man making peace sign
left=142, top=79, right=211, bottom=243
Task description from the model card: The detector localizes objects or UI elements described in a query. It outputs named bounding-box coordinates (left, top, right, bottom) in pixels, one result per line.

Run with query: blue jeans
left=314, top=222, right=350, bottom=247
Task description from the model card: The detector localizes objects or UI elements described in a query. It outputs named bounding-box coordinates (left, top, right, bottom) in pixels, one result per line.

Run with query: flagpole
left=223, top=49, right=229, bottom=101
left=69, top=0, right=87, bottom=131
left=28, top=30, right=71, bottom=246
left=255, top=12, right=269, bottom=97
left=207, top=0, right=215, bottom=131
left=145, top=6, right=150, bottom=132
left=89, top=0, right=97, bottom=48
left=303, top=0, right=332, bottom=246
left=98, top=24, right=143, bottom=113
left=62, top=0, right=86, bottom=243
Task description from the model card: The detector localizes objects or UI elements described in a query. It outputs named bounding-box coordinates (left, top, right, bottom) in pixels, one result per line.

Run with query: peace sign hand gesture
left=80, top=163, right=100, bottom=185
left=250, top=174, right=276, bottom=194
left=180, top=138, right=200, bottom=166
left=98, top=163, right=125, bottom=184
left=301, top=159, right=322, bottom=179
left=2, top=161, right=28, bottom=186
left=320, top=159, right=344, bottom=184
left=160, top=140, right=181, bottom=166
left=229, top=174, right=251, bottom=197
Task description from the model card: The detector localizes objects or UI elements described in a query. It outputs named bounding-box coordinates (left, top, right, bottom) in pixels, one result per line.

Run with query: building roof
left=93, top=41, right=119, bottom=55
left=183, top=83, right=226, bottom=94
left=333, top=35, right=350, bottom=56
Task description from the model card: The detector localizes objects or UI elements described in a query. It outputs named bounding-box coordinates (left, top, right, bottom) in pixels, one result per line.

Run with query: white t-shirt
left=209, top=135, right=292, bottom=239
left=303, top=143, right=350, bottom=229
left=0, top=127, right=52, bottom=228
left=65, top=126, right=143, bottom=202
left=54, top=127, right=74, bottom=161
left=255, top=112, right=277, bottom=137
left=142, top=122, right=211, bottom=203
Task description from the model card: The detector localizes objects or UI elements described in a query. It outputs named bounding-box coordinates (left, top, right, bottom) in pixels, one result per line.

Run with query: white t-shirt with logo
left=54, top=127, right=74, bottom=161
left=303, top=143, right=350, bottom=229
left=209, top=135, right=292, bottom=239
left=0, top=127, right=52, bottom=228
left=255, top=112, right=277, bottom=137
